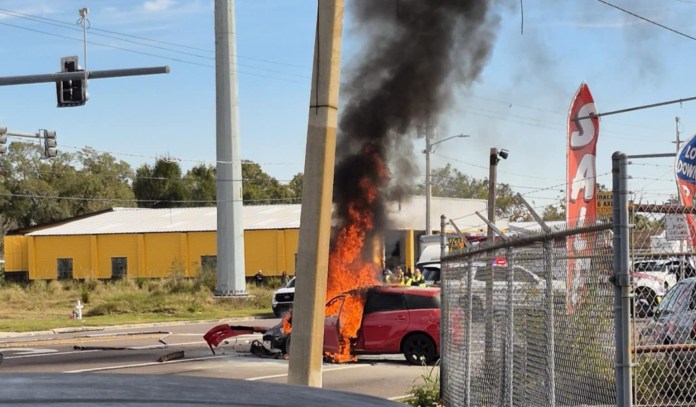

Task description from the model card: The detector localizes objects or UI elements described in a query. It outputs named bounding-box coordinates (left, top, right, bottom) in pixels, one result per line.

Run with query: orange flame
left=324, top=145, right=387, bottom=363
left=281, top=312, right=292, bottom=334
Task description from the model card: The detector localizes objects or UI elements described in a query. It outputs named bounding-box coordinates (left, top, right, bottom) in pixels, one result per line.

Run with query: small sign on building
left=597, top=191, right=612, bottom=218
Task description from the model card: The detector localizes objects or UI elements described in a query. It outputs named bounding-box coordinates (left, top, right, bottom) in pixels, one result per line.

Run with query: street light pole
left=424, top=133, right=470, bottom=235
left=484, top=147, right=508, bottom=388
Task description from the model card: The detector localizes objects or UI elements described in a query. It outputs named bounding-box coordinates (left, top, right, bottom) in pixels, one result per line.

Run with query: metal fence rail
left=441, top=222, right=615, bottom=406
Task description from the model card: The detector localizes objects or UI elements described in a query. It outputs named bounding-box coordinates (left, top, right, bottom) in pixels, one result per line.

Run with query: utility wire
left=0, top=8, right=309, bottom=71
left=596, top=0, right=696, bottom=41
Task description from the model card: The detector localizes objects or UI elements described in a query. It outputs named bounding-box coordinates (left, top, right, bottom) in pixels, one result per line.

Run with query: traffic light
left=56, top=56, right=88, bottom=107
left=43, top=129, right=57, bottom=158
left=0, top=126, right=6, bottom=156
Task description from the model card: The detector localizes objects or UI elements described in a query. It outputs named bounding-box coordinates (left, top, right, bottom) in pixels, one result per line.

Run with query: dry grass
left=0, top=271, right=277, bottom=332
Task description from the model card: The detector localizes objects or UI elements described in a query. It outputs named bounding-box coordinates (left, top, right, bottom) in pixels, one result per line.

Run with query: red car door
left=323, top=294, right=346, bottom=354
left=358, top=291, right=409, bottom=353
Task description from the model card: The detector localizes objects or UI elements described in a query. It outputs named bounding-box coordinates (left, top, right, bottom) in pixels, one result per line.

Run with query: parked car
left=271, top=277, right=295, bottom=317
left=642, top=277, right=696, bottom=368
left=264, top=285, right=441, bottom=365
left=631, top=258, right=681, bottom=318
left=465, top=264, right=566, bottom=317
left=633, top=259, right=678, bottom=288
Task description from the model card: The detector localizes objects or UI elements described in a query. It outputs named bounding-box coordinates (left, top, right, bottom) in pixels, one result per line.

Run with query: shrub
left=407, top=360, right=440, bottom=406
left=193, top=267, right=216, bottom=292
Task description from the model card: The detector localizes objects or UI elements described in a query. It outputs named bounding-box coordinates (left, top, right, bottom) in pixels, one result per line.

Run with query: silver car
left=646, top=277, right=696, bottom=348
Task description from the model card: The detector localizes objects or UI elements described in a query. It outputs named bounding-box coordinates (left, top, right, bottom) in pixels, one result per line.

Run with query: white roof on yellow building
left=24, top=196, right=491, bottom=236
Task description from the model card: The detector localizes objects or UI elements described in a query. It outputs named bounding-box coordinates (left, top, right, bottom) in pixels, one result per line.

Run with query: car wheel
left=403, top=333, right=437, bottom=365
left=635, top=290, right=656, bottom=318
left=273, top=308, right=281, bottom=317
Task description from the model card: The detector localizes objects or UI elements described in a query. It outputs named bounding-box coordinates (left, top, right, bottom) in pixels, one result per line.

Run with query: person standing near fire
left=254, top=269, right=265, bottom=286
left=388, top=266, right=404, bottom=285
left=411, top=268, right=426, bottom=287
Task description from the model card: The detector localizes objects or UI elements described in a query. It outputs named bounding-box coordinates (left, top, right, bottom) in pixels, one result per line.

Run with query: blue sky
left=0, top=0, right=695, bottom=217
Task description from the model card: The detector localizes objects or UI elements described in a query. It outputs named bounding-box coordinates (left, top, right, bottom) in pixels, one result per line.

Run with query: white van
left=416, top=235, right=448, bottom=285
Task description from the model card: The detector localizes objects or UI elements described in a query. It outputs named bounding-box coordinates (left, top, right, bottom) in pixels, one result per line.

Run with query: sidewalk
left=0, top=316, right=262, bottom=339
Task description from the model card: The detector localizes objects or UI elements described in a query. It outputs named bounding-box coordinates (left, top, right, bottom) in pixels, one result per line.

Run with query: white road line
left=63, top=355, right=223, bottom=373
left=245, top=364, right=367, bottom=381
left=3, top=349, right=101, bottom=359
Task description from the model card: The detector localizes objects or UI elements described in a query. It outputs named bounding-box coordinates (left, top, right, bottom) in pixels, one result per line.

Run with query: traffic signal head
left=0, top=126, right=6, bottom=156
left=56, top=56, right=88, bottom=107
left=43, top=129, right=57, bottom=159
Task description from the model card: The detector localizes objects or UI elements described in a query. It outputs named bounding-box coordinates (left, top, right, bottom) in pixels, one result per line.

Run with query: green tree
left=288, top=173, right=303, bottom=202
left=542, top=202, right=566, bottom=221
left=133, top=158, right=189, bottom=208
left=242, top=160, right=293, bottom=205
left=184, top=164, right=216, bottom=207
left=66, top=147, right=136, bottom=215
left=416, top=164, right=527, bottom=220
left=0, top=143, right=135, bottom=232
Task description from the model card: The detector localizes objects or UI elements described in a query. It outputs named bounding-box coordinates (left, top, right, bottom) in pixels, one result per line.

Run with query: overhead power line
left=0, top=8, right=309, bottom=72
left=596, top=0, right=696, bottom=41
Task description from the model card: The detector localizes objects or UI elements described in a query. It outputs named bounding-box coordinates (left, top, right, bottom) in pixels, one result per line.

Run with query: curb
left=0, top=316, right=266, bottom=339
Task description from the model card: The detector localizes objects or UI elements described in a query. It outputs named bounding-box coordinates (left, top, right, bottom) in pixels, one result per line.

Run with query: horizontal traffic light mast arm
left=0, top=66, right=169, bottom=86
left=5, top=130, right=42, bottom=139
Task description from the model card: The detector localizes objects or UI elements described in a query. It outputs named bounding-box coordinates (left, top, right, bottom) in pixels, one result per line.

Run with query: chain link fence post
left=612, top=151, right=633, bottom=407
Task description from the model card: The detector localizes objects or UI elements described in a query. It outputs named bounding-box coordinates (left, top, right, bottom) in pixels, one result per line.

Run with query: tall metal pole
left=485, top=148, right=498, bottom=365
left=425, top=132, right=433, bottom=235
left=612, top=151, right=633, bottom=407
left=288, top=0, right=344, bottom=387
left=214, top=0, right=246, bottom=295
left=424, top=133, right=469, bottom=235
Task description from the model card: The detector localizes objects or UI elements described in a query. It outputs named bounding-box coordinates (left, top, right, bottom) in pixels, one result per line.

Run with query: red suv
left=265, top=285, right=441, bottom=365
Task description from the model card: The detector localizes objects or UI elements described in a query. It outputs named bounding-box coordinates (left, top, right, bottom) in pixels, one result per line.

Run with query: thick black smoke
left=332, top=0, right=500, bottom=247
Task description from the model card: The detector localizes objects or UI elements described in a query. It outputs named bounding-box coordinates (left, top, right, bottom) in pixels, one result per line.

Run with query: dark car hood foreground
left=0, top=373, right=401, bottom=406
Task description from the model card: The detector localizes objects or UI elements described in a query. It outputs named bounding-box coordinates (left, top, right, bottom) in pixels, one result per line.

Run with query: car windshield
left=656, top=281, right=691, bottom=315
left=634, top=261, right=666, bottom=272
left=286, top=278, right=295, bottom=288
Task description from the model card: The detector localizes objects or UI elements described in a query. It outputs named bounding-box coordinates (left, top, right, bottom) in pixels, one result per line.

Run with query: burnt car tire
left=403, top=333, right=438, bottom=365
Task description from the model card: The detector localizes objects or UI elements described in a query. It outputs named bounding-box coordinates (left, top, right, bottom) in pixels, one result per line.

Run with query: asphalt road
left=0, top=319, right=431, bottom=402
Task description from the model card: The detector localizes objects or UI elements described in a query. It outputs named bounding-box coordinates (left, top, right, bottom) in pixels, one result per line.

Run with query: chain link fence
left=439, top=152, right=696, bottom=406
left=630, top=203, right=696, bottom=406
left=441, top=222, right=615, bottom=406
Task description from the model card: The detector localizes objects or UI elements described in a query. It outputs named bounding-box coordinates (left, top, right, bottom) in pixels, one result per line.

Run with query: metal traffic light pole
left=0, top=66, right=169, bottom=87
left=0, top=128, right=59, bottom=159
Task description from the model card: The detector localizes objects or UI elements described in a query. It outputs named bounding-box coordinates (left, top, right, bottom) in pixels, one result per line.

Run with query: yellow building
left=4, top=197, right=491, bottom=281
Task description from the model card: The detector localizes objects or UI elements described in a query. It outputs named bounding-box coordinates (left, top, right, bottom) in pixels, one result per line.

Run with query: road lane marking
left=245, top=364, right=367, bottom=381
left=3, top=349, right=101, bottom=359
left=0, top=332, right=167, bottom=348
left=62, top=355, right=224, bottom=373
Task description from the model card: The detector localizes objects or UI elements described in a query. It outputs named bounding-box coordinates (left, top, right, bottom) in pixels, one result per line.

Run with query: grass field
left=0, top=270, right=280, bottom=332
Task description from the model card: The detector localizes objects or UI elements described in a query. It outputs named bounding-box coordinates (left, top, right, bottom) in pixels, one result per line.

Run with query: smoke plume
left=332, top=0, right=500, bottom=253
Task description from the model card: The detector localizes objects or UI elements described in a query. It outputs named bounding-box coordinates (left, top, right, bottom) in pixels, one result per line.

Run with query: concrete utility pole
left=288, top=0, right=344, bottom=388
left=214, top=0, right=246, bottom=295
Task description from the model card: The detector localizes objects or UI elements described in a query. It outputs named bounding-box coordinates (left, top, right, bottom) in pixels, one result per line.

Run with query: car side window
left=659, top=282, right=689, bottom=314
left=404, top=294, right=439, bottom=310
left=364, top=292, right=406, bottom=314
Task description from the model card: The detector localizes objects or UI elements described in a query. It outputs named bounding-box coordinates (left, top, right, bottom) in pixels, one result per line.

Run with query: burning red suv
left=264, top=285, right=441, bottom=365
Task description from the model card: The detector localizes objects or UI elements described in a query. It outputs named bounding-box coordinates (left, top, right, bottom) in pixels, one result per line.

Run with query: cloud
left=143, top=0, right=175, bottom=12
